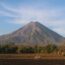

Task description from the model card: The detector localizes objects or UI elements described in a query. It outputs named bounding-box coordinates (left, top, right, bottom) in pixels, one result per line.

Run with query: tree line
left=0, top=44, right=60, bottom=54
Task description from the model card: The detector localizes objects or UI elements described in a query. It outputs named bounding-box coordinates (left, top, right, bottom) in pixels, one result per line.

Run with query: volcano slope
left=0, top=22, right=64, bottom=46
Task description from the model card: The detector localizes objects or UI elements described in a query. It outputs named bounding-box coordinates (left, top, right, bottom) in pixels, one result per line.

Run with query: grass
left=0, top=53, right=65, bottom=59
left=0, top=54, right=65, bottom=65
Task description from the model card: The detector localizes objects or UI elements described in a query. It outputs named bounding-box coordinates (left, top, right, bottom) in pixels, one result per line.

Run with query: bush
left=20, top=47, right=35, bottom=53
left=46, top=44, right=57, bottom=53
left=0, top=44, right=18, bottom=54
left=63, top=54, right=65, bottom=56
left=0, top=44, right=58, bottom=54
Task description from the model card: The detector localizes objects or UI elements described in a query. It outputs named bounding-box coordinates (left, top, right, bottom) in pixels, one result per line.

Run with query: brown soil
left=0, top=59, right=65, bottom=65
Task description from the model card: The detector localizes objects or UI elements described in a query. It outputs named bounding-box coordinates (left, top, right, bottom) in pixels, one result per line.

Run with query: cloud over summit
left=0, top=0, right=65, bottom=36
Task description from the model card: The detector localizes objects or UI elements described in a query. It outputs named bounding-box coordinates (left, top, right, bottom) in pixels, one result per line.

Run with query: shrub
left=20, top=47, right=35, bottom=53
left=46, top=44, right=57, bottom=53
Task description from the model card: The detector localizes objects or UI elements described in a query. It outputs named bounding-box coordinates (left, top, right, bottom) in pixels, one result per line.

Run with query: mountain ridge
left=0, top=21, right=65, bottom=46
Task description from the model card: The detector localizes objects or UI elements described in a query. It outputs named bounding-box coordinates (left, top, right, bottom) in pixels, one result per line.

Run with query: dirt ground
left=0, top=54, right=65, bottom=59
left=0, top=59, right=65, bottom=65
left=0, top=54, right=65, bottom=65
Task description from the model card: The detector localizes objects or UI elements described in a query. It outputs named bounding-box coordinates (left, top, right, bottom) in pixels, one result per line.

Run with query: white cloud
left=53, top=28, right=65, bottom=37
left=0, top=3, right=65, bottom=36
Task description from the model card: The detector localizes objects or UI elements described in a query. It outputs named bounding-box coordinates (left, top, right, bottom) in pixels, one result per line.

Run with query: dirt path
left=0, top=59, right=65, bottom=65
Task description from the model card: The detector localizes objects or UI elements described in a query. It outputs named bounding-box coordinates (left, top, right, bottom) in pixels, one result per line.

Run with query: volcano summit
left=0, top=22, right=64, bottom=46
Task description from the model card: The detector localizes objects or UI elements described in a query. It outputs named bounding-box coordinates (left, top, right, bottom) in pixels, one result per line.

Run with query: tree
left=20, top=47, right=34, bottom=53
left=0, top=44, right=18, bottom=54
left=46, top=44, right=57, bottom=53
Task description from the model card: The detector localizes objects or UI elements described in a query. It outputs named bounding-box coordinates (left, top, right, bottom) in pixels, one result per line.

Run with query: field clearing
left=0, top=54, right=65, bottom=59
left=0, top=54, right=65, bottom=65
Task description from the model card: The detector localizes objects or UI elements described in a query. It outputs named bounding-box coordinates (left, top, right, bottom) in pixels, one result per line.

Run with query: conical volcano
left=0, top=22, right=64, bottom=46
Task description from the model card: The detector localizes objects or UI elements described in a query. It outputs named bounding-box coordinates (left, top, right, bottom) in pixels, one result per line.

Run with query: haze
left=0, top=0, right=65, bottom=37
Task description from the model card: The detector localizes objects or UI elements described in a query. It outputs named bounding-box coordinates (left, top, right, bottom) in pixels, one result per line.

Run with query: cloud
left=0, top=3, right=19, bottom=17
left=8, top=7, right=64, bottom=25
left=0, top=2, right=65, bottom=36
left=53, top=28, right=65, bottom=37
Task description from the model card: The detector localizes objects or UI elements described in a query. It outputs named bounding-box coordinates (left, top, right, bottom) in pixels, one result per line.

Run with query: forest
left=0, top=43, right=65, bottom=56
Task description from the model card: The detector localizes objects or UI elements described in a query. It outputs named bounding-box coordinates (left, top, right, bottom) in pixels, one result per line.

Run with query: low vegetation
left=0, top=43, right=65, bottom=56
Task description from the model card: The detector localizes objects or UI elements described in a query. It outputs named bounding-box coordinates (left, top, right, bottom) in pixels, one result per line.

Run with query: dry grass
left=0, top=53, right=65, bottom=59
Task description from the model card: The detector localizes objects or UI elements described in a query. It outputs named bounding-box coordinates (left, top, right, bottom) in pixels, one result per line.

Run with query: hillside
left=0, top=22, right=64, bottom=46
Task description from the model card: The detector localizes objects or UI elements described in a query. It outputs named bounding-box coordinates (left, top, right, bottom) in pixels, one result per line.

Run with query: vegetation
left=0, top=43, right=65, bottom=55
left=20, top=47, right=35, bottom=53
left=46, top=44, right=58, bottom=53
left=0, top=44, right=18, bottom=54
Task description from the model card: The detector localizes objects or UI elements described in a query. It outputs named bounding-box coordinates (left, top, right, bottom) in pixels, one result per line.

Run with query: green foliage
left=0, top=44, right=59, bottom=54
left=63, top=54, right=65, bottom=56
left=34, top=45, right=39, bottom=53
left=0, top=44, right=18, bottom=54
left=20, top=47, right=34, bottom=53
left=46, top=44, right=58, bottom=53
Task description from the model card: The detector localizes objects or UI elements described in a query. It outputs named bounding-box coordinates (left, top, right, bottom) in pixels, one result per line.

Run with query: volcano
left=0, top=22, right=64, bottom=46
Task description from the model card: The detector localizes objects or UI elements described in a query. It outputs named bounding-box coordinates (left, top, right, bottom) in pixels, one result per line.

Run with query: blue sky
left=0, top=0, right=65, bottom=37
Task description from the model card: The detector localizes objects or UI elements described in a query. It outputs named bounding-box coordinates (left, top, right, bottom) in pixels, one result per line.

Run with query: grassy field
left=0, top=54, right=65, bottom=59
left=0, top=54, right=65, bottom=65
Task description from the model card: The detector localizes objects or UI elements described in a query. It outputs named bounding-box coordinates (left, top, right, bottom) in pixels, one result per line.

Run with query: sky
left=0, top=0, right=65, bottom=37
